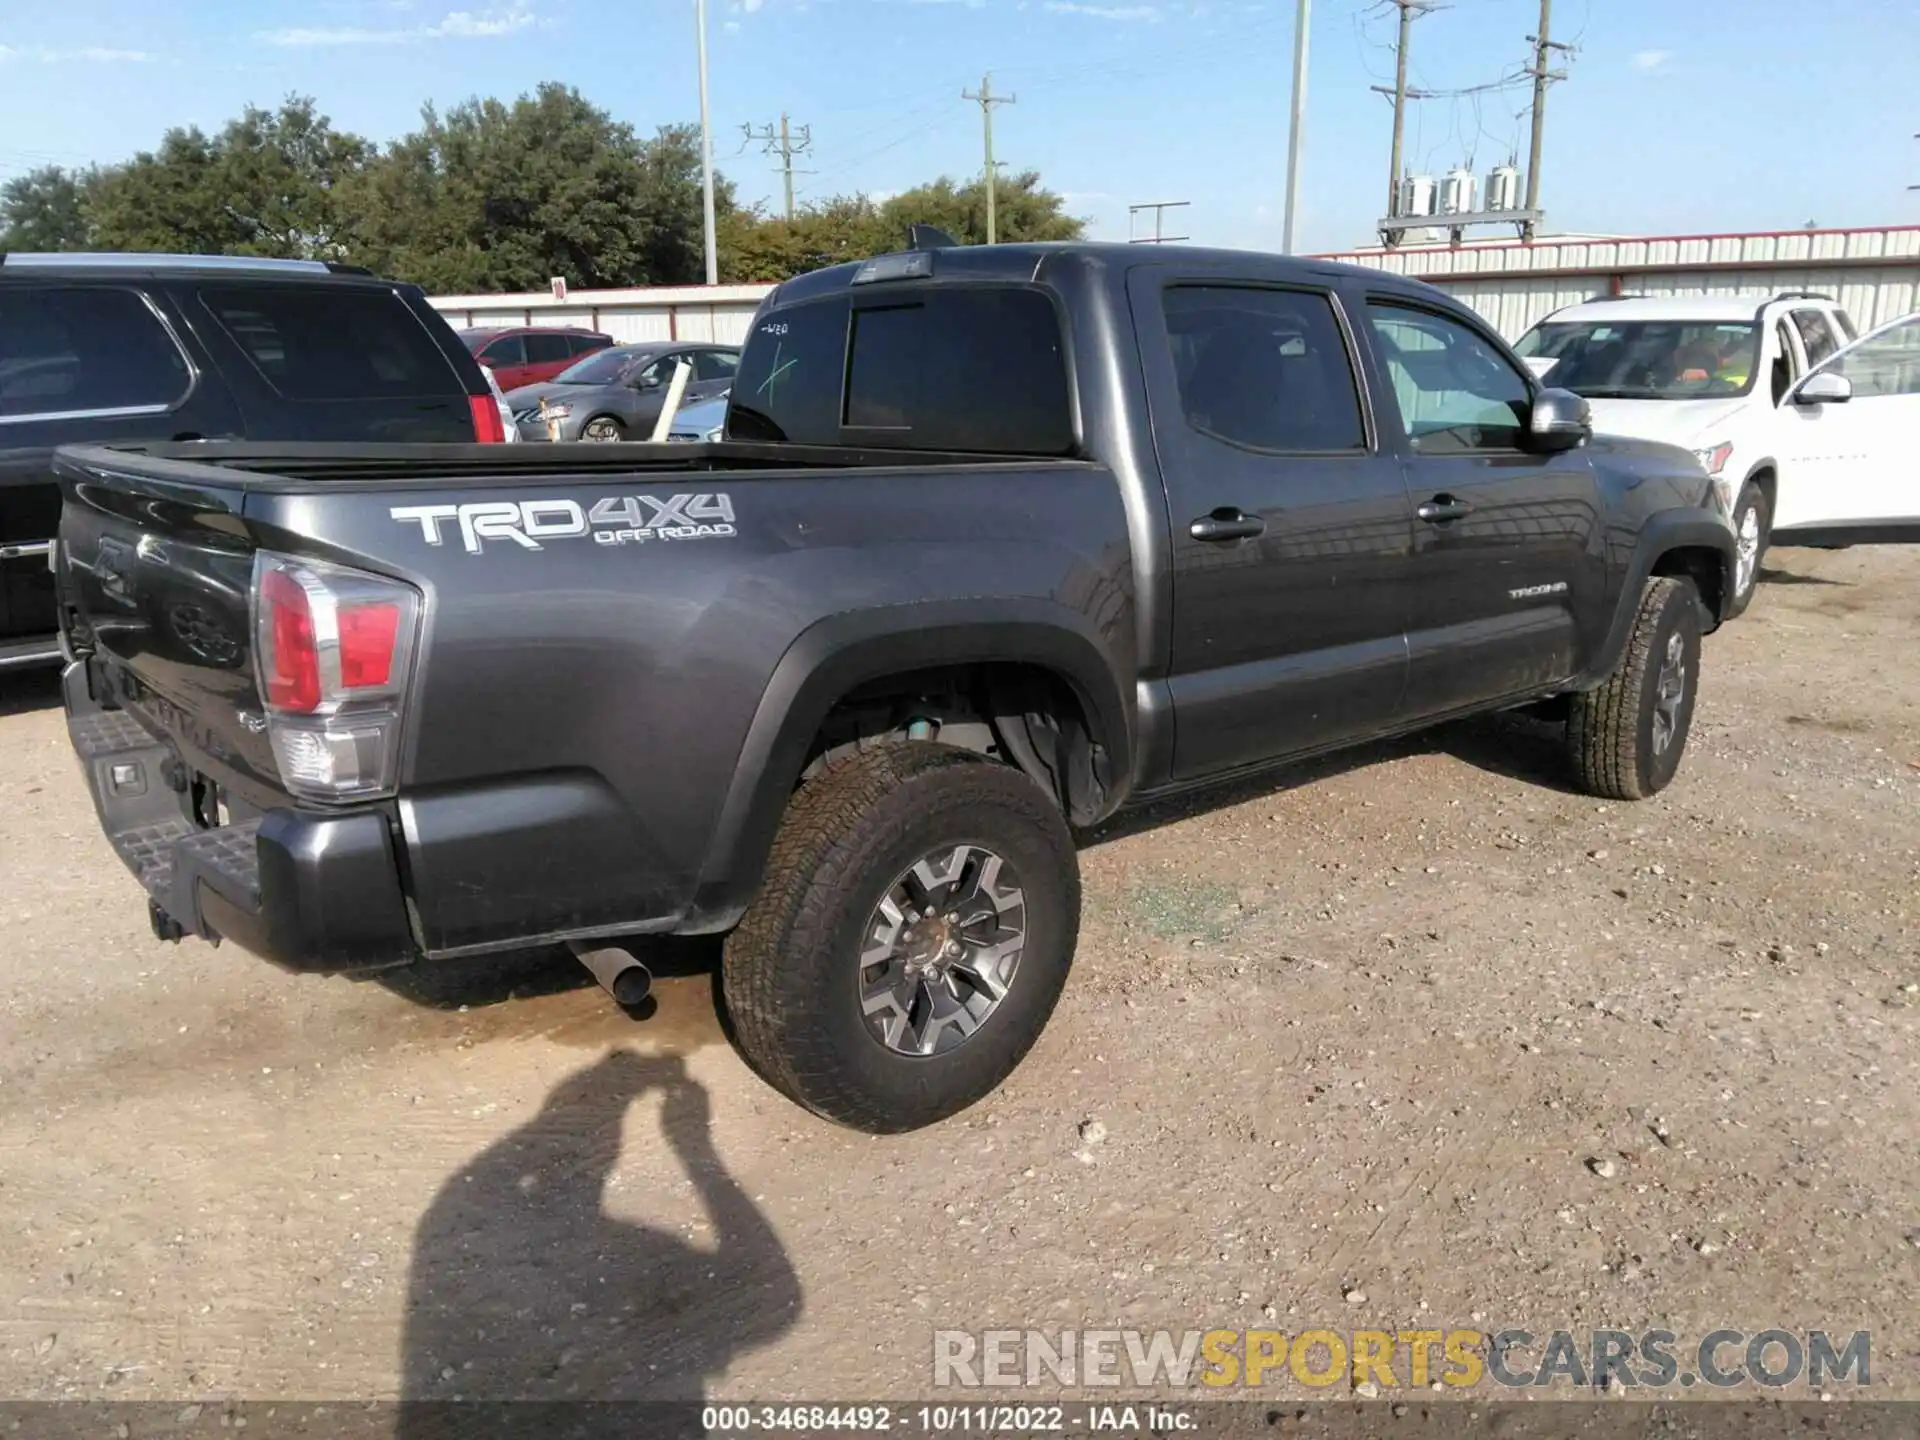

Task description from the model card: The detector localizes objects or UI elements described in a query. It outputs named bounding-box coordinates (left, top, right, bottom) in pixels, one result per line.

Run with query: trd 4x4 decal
left=390, top=494, right=737, bottom=554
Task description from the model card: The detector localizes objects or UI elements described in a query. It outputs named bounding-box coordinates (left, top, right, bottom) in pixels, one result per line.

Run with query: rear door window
left=568, top=333, right=612, bottom=356
left=695, top=350, right=739, bottom=382
left=523, top=333, right=573, bottom=365
left=200, top=286, right=463, bottom=401
left=480, top=335, right=526, bottom=367
left=732, top=286, right=1071, bottom=453
left=0, top=286, right=191, bottom=420
left=1162, top=286, right=1366, bottom=452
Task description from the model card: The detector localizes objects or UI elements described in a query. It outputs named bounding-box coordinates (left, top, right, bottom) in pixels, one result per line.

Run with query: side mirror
left=1793, top=371, right=1852, bottom=406
left=1527, top=387, right=1591, bottom=452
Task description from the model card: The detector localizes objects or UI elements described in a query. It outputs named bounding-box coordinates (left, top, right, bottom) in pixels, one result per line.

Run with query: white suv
left=1514, top=291, right=1857, bottom=615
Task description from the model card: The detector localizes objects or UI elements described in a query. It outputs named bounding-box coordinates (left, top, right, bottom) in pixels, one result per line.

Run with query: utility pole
left=1521, top=0, right=1572, bottom=238
left=695, top=0, right=718, bottom=283
left=1280, top=0, right=1309, bottom=254
left=743, top=112, right=814, bottom=220
left=962, top=74, right=1016, bottom=244
left=1383, top=1, right=1433, bottom=216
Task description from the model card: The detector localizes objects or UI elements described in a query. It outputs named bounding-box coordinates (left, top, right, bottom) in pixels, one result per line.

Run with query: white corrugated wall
left=428, top=284, right=775, bottom=346
left=1315, top=227, right=1920, bottom=340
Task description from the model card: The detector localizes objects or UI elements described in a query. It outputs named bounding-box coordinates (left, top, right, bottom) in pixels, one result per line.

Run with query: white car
left=1769, top=310, right=1920, bottom=551
left=666, top=391, right=729, bottom=442
left=1514, top=291, right=1858, bottom=614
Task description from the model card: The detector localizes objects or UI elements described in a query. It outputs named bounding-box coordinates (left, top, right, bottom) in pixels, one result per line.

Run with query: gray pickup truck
left=53, top=240, right=1736, bottom=1132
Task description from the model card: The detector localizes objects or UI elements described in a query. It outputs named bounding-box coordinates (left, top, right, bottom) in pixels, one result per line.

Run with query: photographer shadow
left=399, top=1050, right=800, bottom=1439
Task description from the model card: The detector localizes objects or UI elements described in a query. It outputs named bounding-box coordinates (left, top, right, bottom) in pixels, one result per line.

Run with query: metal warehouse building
left=1311, top=225, right=1920, bottom=340
left=427, top=224, right=1920, bottom=348
left=429, top=283, right=774, bottom=345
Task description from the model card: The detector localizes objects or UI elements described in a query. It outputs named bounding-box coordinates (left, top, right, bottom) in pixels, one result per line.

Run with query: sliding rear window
left=729, top=285, right=1074, bottom=454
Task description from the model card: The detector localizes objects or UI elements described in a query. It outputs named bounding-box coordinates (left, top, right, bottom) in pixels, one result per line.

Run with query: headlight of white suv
left=1692, top=441, right=1735, bottom=512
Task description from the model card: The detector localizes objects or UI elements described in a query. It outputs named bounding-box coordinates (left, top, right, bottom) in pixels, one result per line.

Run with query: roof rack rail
left=1770, top=289, right=1836, bottom=303
left=0, top=252, right=337, bottom=274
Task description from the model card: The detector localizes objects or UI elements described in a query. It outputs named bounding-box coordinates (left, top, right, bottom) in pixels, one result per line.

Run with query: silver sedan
left=506, top=342, right=739, bottom=442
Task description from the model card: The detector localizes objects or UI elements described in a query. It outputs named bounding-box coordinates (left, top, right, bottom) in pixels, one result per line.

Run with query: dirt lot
left=2, top=545, right=1917, bottom=1410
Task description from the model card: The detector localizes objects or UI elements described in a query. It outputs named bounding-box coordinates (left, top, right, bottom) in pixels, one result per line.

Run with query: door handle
left=1189, top=508, right=1266, bottom=542
left=1417, top=494, right=1473, bottom=524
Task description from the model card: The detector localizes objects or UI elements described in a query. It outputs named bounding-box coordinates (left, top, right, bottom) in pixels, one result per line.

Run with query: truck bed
left=53, top=436, right=1136, bottom=966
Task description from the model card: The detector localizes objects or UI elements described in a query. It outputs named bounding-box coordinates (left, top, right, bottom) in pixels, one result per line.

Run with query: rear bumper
left=65, top=665, right=415, bottom=971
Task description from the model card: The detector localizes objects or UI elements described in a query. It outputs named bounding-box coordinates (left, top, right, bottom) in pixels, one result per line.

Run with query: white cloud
left=1045, top=1, right=1160, bottom=18
left=0, top=44, right=154, bottom=63
left=1631, top=48, right=1673, bottom=71
left=723, top=16, right=742, bottom=29
left=257, top=7, right=534, bottom=45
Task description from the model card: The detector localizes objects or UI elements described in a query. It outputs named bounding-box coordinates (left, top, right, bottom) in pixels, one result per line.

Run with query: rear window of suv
left=728, top=285, right=1074, bottom=454
left=200, top=285, right=463, bottom=402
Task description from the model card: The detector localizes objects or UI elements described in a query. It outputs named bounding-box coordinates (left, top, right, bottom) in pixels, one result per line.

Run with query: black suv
left=0, top=253, right=503, bottom=668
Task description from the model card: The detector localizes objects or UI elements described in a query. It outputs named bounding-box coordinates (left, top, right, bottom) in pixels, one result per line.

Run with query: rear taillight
left=253, top=554, right=422, bottom=802
left=470, top=394, right=506, bottom=444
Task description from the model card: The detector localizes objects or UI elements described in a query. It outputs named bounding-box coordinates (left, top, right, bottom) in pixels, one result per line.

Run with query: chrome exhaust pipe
left=571, top=943, right=653, bottom=1007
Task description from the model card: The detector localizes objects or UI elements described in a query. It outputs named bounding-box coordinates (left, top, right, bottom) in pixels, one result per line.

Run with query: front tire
left=723, top=743, right=1080, bottom=1133
left=580, top=416, right=626, bottom=442
left=1566, top=576, right=1702, bottom=800
left=1724, top=481, right=1771, bottom=618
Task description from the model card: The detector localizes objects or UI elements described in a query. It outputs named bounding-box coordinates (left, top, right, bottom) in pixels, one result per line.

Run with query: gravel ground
left=1, top=543, right=1916, bottom=1409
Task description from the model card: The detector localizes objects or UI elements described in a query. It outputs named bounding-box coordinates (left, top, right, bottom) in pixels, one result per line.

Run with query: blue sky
left=2, top=0, right=1917, bottom=254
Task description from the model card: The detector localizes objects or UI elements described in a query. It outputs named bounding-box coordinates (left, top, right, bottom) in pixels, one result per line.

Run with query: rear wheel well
left=803, top=662, right=1110, bottom=825
left=1651, top=546, right=1726, bottom=625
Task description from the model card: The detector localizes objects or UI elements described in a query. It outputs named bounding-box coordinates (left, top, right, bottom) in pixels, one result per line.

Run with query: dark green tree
left=880, top=172, right=1085, bottom=247
left=355, top=84, right=733, bottom=292
left=720, top=175, right=1084, bottom=283
left=0, top=166, right=94, bottom=251
left=86, top=97, right=372, bottom=258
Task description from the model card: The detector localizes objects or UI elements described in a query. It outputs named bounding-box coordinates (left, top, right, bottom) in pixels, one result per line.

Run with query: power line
left=961, top=73, right=1016, bottom=244
left=742, top=113, right=814, bottom=220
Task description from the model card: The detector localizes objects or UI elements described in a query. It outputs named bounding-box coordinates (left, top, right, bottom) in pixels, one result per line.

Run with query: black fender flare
left=1576, top=506, right=1736, bottom=689
left=683, top=598, right=1134, bottom=932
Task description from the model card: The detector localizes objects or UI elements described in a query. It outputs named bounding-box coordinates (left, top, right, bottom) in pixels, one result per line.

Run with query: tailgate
left=57, top=450, right=286, bottom=806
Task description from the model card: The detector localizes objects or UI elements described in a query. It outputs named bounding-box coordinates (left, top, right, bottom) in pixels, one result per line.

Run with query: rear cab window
left=200, top=285, right=465, bottom=402
left=0, top=285, right=191, bottom=420
left=729, top=285, right=1074, bottom=454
